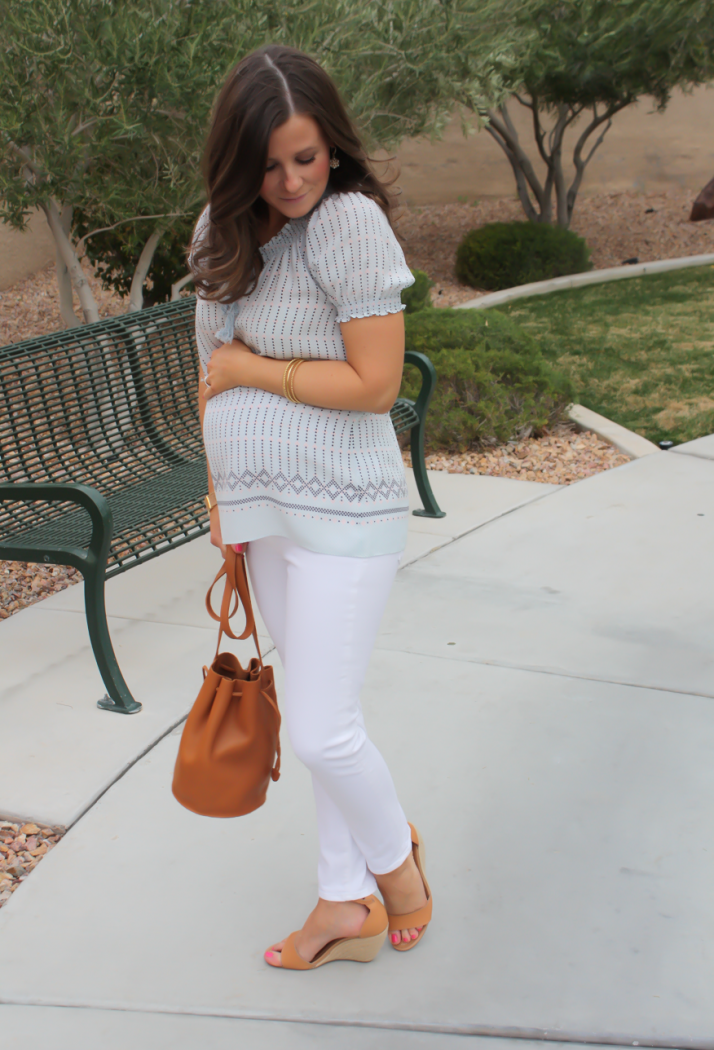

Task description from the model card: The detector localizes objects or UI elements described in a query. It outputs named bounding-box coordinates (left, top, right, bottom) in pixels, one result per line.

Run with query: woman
left=190, top=44, right=431, bottom=970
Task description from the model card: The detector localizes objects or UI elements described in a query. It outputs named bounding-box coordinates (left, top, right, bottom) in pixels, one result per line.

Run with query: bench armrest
left=404, top=350, right=438, bottom=424
left=401, top=351, right=445, bottom=519
left=0, top=482, right=113, bottom=566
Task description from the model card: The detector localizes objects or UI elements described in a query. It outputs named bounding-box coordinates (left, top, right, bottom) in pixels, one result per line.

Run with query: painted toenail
left=391, top=934, right=398, bottom=944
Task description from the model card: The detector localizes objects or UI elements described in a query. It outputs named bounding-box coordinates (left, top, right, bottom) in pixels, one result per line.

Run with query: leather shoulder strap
left=206, top=547, right=263, bottom=664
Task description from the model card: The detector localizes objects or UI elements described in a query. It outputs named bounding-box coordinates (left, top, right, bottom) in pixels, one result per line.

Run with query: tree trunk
left=484, top=103, right=553, bottom=223
left=41, top=198, right=100, bottom=324
left=171, top=273, right=194, bottom=301
left=128, top=227, right=164, bottom=312
left=54, top=205, right=80, bottom=328
left=481, top=97, right=624, bottom=228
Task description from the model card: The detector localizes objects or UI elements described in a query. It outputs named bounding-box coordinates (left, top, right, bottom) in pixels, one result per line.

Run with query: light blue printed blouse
left=194, top=191, right=415, bottom=557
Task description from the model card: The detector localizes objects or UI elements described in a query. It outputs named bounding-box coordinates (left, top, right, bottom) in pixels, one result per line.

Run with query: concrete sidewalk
left=0, top=468, right=554, bottom=830
left=1, top=448, right=713, bottom=1048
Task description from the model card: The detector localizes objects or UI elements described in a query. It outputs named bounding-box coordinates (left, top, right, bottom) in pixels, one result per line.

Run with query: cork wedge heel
left=276, top=895, right=388, bottom=970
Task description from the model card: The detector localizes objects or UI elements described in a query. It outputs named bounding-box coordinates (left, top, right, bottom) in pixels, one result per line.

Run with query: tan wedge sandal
left=277, top=895, right=388, bottom=970
left=388, top=823, right=432, bottom=952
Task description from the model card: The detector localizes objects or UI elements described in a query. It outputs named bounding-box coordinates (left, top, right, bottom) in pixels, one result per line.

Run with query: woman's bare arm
left=203, top=311, right=405, bottom=414
left=198, top=369, right=226, bottom=556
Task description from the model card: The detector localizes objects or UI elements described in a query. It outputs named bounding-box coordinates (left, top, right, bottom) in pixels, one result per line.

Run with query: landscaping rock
left=403, top=423, right=629, bottom=485
left=689, top=175, right=714, bottom=221
left=0, top=822, right=64, bottom=908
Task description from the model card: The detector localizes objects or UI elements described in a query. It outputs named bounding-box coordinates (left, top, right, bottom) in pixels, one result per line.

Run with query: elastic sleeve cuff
left=335, top=298, right=407, bottom=323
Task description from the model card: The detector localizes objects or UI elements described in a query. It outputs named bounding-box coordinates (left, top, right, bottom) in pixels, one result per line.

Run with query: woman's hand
left=209, top=507, right=227, bottom=558
left=204, top=339, right=255, bottom=399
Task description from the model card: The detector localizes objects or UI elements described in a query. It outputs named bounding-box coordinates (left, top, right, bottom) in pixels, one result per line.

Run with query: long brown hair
left=191, top=45, right=394, bottom=304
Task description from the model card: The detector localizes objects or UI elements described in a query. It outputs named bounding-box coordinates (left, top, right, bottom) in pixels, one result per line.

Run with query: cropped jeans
left=246, top=535, right=412, bottom=901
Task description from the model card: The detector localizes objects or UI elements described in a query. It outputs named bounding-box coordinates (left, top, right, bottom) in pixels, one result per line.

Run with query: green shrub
left=401, top=269, right=433, bottom=314
left=402, top=308, right=573, bottom=450
left=455, top=221, right=591, bottom=292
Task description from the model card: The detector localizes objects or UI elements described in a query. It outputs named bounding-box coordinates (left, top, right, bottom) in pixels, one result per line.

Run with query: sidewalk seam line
left=671, top=449, right=714, bottom=463
left=372, top=648, right=714, bottom=701
left=0, top=999, right=709, bottom=1050
left=402, top=486, right=562, bottom=570
left=61, top=643, right=277, bottom=831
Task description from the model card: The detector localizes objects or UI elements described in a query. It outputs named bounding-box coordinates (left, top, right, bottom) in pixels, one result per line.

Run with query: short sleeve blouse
left=195, top=190, right=415, bottom=558
left=305, top=192, right=413, bottom=322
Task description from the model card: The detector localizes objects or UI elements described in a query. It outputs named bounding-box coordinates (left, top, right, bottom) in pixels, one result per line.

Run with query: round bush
left=401, top=269, right=433, bottom=314
left=455, top=221, right=591, bottom=292
left=401, top=307, right=573, bottom=450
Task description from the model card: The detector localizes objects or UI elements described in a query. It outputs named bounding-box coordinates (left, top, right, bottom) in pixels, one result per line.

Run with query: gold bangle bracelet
left=287, top=359, right=304, bottom=404
left=282, top=359, right=304, bottom=404
left=282, top=359, right=299, bottom=402
left=281, top=360, right=293, bottom=402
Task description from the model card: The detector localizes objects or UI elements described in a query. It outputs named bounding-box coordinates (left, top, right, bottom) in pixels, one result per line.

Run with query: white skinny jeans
left=246, top=535, right=413, bottom=901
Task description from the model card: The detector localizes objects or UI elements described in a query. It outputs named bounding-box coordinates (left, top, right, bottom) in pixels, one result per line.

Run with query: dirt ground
left=395, top=190, right=714, bottom=307
left=390, top=85, right=714, bottom=206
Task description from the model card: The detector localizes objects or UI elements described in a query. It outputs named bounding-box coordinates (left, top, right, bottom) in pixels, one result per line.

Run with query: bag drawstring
left=261, top=688, right=281, bottom=780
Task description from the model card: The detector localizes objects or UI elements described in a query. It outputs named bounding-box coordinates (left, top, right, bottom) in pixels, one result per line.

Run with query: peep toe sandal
left=388, top=823, right=432, bottom=952
left=277, top=894, right=388, bottom=970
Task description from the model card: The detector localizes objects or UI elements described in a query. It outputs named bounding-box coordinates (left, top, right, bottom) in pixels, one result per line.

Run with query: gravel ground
left=0, top=562, right=81, bottom=620
left=396, top=189, right=714, bottom=307
left=404, top=422, right=630, bottom=483
left=0, top=820, right=64, bottom=909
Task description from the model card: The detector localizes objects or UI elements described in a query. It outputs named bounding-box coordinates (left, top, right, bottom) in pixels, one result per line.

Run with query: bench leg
left=410, top=421, right=445, bottom=519
left=83, top=562, right=142, bottom=714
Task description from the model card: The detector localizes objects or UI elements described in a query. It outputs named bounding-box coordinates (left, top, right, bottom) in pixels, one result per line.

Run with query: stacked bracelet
left=282, top=358, right=305, bottom=404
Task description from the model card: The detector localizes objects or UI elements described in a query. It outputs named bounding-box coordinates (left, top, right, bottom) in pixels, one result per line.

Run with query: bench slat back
left=0, top=297, right=201, bottom=488
left=0, top=297, right=207, bottom=572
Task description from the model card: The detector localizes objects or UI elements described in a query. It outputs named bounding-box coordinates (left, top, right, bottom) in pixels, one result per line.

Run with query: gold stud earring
left=329, top=149, right=340, bottom=170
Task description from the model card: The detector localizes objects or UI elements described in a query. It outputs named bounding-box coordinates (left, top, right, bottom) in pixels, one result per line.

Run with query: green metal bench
left=0, top=296, right=443, bottom=714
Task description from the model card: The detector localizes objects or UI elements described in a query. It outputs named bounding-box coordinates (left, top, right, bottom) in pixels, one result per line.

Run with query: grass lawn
left=496, top=265, right=714, bottom=446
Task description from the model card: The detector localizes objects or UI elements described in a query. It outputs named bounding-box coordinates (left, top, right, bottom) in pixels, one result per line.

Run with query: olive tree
left=0, top=0, right=254, bottom=324
left=1, top=0, right=513, bottom=324
left=476, top=0, right=714, bottom=226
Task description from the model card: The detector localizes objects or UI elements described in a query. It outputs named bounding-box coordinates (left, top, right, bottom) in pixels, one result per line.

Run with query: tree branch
left=8, top=141, right=45, bottom=179
left=530, top=97, right=550, bottom=169
left=76, top=212, right=181, bottom=251
left=40, top=198, right=100, bottom=324
left=484, top=120, right=539, bottom=222
left=549, top=105, right=574, bottom=226
left=566, top=101, right=631, bottom=222
left=487, top=104, right=548, bottom=216
left=54, top=204, right=80, bottom=328
left=128, top=227, right=165, bottom=312
left=171, top=273, right=194, bottom=302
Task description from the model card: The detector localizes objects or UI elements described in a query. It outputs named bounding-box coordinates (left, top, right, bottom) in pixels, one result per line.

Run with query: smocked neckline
left=257, top=187, right=335, bottom=260
left=258, top=215, right=309, bottom=259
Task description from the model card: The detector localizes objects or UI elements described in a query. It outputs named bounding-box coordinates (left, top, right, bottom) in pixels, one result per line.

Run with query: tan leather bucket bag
left=172, top=546, right=281, bottom=817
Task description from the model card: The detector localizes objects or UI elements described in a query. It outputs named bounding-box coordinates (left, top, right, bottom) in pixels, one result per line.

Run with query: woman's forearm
left=205, top=313, right=405, bottom=414
left=236, top=354, right=396, bottom=414
left=197, top=376, right=216, bottom=500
